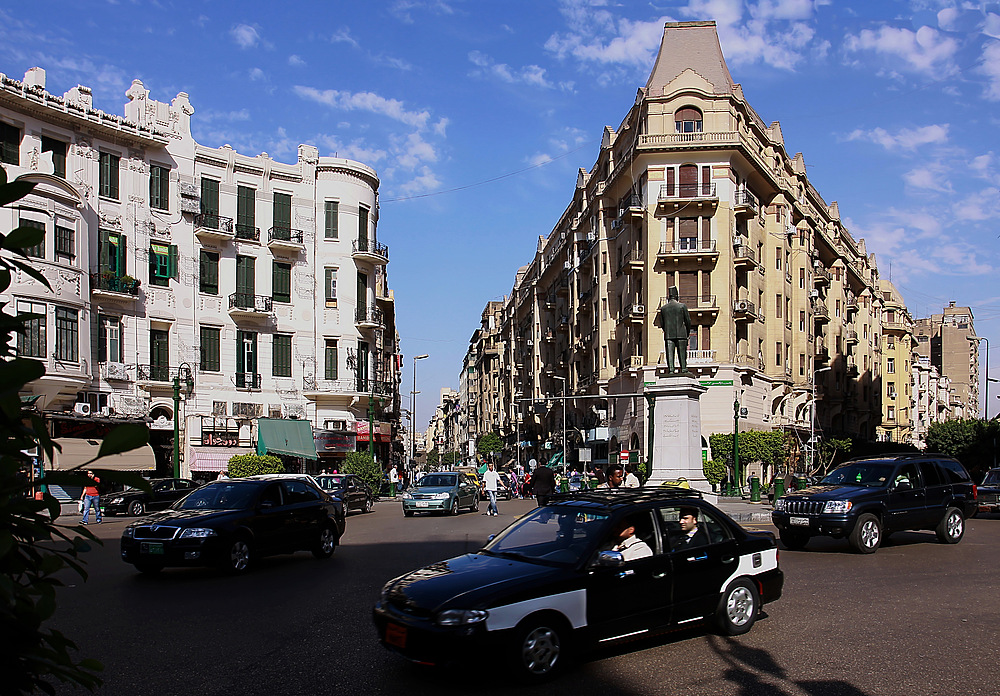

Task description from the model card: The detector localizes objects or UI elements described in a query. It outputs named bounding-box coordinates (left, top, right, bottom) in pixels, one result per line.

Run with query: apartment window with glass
left=54, top=307, right=78, bottom=362
left=324, top=200, right=339, bottom=239
left=273, top=334, right=292, bottom=377
left=41, top=136, right=66, bottom=178
left=1, top=121, right=19, bottom=165
left=16, top=301, right=45, bottom=358
left=799, top=268, right=805, bottom=289
left=98, top=315, right=123, bottom=363
left=54, top=224, right=74, bottom=261
left=272, top=261, right=291, bottom=303
left=324, top=339, right=338, bottom=380
left=775, top=294, right=782, bottom=319
left=20, top=218, right=45, bottom=258
left=674, top=107, right=703, bottom=133
left=887, top=357, right=895, bottom=374
left=200, top=326, right=221, bottom=372
left=799, top=310, right=805, bottom=332
left=99, top=151, right=120, bottom=199
left=199, top=250, right=219, bottom=294
left=149, top=242, right=178, bottom=287
left=775, top=342, right=782, bottom=367
left=775, top=248, right=782, bottom=270
left=324, top=268, right=338, bottom=306
left=237, top=185, right=256, bottom=236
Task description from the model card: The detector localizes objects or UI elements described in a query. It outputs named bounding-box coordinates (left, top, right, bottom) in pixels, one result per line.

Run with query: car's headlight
left=773, top=498, right=786, bottom=511
left=109, top=497, right=123, bottom=504
left=433, top=492, right=451, bottom=499
left=823, top=500, right=853, bottom=514
left=436, top=609, right=488, bottom=626
left=122, top=526, right=135, bottom=538
left=179, top=528, right=218, bottom=538
left=400, top=492, right=413, bottom=500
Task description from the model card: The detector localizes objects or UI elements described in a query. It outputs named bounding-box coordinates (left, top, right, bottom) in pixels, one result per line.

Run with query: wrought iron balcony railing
left=355, top=304, right=384, bottom=326
left=91, top=272, right=140, bottom=296
left=194, top=213, right=233, bottom=233
left=235, top=372, right=262, bottom=389
left=268, top=226, right=303, bottom=244
left=229, top=293, right=273, bottom=312
left=352, top=239, right=389, bottom=260
left=235, top=224, right=260, bottom=241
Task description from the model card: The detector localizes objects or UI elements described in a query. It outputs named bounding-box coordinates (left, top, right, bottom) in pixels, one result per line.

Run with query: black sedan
left=315, top=473, right=374, bottom=515
left=978, top=468, right=1000, bottom=515
left=103, top=478, right=200, bottom=517
left=120, top=475, right=345, bottom=574
left=374, top=489, right=782, bottom=681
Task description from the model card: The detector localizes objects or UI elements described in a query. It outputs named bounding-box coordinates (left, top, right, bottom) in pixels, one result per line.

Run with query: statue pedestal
left=644, top=370, right=716, bottom=503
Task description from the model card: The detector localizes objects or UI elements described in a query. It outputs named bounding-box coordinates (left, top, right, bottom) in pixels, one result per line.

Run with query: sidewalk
left=715, top=497, right=774, bottom=523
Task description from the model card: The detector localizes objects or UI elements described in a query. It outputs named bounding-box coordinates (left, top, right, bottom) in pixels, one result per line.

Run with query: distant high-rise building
left=913, top=301, right=978, bottom=417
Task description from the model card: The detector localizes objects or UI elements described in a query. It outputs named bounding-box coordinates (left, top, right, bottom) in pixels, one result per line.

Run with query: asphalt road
left=49, top=498, right=1000, bottom=696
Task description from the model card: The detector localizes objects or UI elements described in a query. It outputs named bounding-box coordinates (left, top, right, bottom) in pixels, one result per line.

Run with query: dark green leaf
left=3, top=225, right=45, bottom=250
left=0, top=179, right=35, bottom=207
left=5, top=257, right=51, bottom=290
left=96, top=423, right=149, bottom=459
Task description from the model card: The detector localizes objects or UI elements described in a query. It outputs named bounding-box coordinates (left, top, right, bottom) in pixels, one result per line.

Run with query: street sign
left=700, top=379, right=734, bottom=387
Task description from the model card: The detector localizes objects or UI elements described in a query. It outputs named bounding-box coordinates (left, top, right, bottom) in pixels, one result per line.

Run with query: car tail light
left=973, top=484, right=978, bottom=500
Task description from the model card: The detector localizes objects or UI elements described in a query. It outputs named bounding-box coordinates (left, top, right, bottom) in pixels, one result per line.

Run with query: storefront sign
left=700, top=379, right=734, bottom=387
left=315, top=429, right=355, bottom=453
left=202, top=431, right=240, bottom=447
left=355, top=421, right=391, bottom=443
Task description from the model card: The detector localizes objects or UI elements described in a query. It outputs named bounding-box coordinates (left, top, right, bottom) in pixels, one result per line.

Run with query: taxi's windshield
left=315, top=475, right=345, bottom=489
left=821, top=463, right=895, bottom=488
left=481, top=507, right=610, bottom=567
left=419, top=474, right=457, bottom=488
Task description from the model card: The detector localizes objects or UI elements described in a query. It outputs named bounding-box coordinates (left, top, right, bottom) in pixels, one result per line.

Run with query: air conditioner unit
left=100, top=406, right=111, bottom=417
left=587, top=232, right=596, bottom=242
left=633, top=304, right=645, bottom=315
left=735, top=300, right=751, bottom=312
left=810, top=289, right=820, bottom=298
left=73, top=402, right=91, bottom=416
left=813, top=260, right=822, bottom=268
left=105, top=362, right=128, bottom=380
left=563, top=261, right=572, bottom=270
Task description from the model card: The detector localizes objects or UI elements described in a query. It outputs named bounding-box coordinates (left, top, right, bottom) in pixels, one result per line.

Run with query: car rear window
left=178, top=482, right=258, bottom=510
left=983, top=470, right=1000, bottom=486
left=937, top=459, right=971, bottom=484
left=420, top=474, right=457, bottom=487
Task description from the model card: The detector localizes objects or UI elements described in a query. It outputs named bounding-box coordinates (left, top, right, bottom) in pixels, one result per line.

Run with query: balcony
left=733, top=189, right=759, bottom=217
left=846, top=295, right=859, bottom=313
left=99, top=361, right=132, bottom=381
left=628, top=355, right=644, bottom=370
left=235, top=224, right=261, bottom=242
left=733, top=245, right=757, bottom=269
left=813, top=266, right=832, bottom=286
left=661, top=294, right=719, bottom=319
left=733, top=300, right=757, bottom=321
left=352, top=238, right=389, bottom=265
left=619, top=193, right=644, bottom=219
left=623, top=247, right=644, bottom=273
left=355, top=304, right=384, bottom=329
left=846, top=330, right=859, bottom=345
left=657, top=182, right=718, bottom=213
left=687, top=349, right=717, bottom=365
left=846, top=363, right=859, bottom=378
left=267, top=226, right=305, bottom=254
left=228, top=293, right=272, bottom=319
left=813, top=301, right=830, bottom=323
left=136, top=364, right=190, bottom=391
left=194, top=213, right=235, bottom=243
left=90, top=272, right=140, bottom=304
left=735, top=353, right=764, bottom=370
left=815, top=344, right=829, bottom=362
left=235, top=372, right=262, bottom=390
left=657, top=239, right=719, bottom=263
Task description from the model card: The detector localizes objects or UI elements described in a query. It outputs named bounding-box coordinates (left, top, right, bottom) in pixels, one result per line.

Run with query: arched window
left=674, top=107, right=703, bottom=134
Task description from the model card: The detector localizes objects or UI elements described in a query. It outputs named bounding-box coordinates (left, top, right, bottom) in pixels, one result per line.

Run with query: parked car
left=978, top=468, right=1000, bottom=515
left=315, top=473, right=374, bottom=514
left=496, top=472, right=513, bottom=500
left=103, top=478, right=200, bottom=517
left=772, top=454, right=977, bottom=553
left=375, top=488, right=783, bottom=680
left=120, top=475, right=345, bottom=574
left=400, top=472, right=479, bottom=516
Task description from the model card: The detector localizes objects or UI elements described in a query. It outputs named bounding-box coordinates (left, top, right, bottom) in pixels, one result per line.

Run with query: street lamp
left=810, top=366, right=833, bottom=472
left=969, top=336, right=989, bottom=419
left=411, top=354, right=429, bottom=472
left=551, top=375, right=567, bottom=468
left=172, top=363, right=194, bottom=478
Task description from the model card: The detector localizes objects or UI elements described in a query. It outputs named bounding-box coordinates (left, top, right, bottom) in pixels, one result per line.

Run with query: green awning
left=256, top=418, right=318, bottom=460
left=548, top=451, right=564, bottom=466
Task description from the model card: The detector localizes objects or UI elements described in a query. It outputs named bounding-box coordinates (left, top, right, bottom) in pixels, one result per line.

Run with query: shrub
left=704, top=459, right=726, bottom=486
left=341, top=451, right=381, bottom=496
left=227, top=454, right=284, bottom=477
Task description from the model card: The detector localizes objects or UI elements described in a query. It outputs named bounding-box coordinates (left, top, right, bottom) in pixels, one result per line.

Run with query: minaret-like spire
left=644, top=21, right=736, bottom=97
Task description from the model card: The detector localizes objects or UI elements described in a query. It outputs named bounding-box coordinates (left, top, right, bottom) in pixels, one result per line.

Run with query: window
left=200, top=326, right=221, bottom=372
left=41, top=136, right=66, bottom=178
left=237, top=185, right=256, bottom=236
left=324, top=200, right=339, bottom=239
left=54, top=307, right=78, bottom=362
left=20, top=218, right=45, bottom=258
left=887, top=382, right=896, bottom=398
left=799, top=310, right=805, bottom=332
left=16, top=301, right=45, bottom=358
left=324, top=268, right=338, bottom=305
left=149, top=165, right=169, bottom=210
left=673, top=107, right=703, bottom=134
left=799, top=353, right=806, bottom=376
left=55, top=225, right=74, bottom=261
left=99, top=152, right=120, bottom=199
left=199, top=250, right=219, bottom=295
left=236, top=330, right=258, bottom=387
left=1, top=121, right=19, bottom=165
left=775, top=248, right=782, bottom=270
left=775, top=342, right=782, bottom=367
left=358, top=205, right=369, bottom=244
left=887, top=406, right=895, bottom=421
left=324, top=339, right=338, bottom=380
left=775, top=294, right=782, bottom=319
left=149, top=242, right=178, bottom=287
left=236, top=255, right=256, bottom=304
left=272, top=261, right=291, bottom=303
left=200, top=177, right=220, bottom=227
left=98, top=315, right=122, bottom=363
left=887, top=357, right=895, bottom=374
left=273, top=334, right=292, bottom=377
left=799, top=268, right=805, bottom=289
left=273, top=192, right=291, bottom=232
left=150, top=329, right=169, bottom=381
left=98, top=231, right=126, bottom=276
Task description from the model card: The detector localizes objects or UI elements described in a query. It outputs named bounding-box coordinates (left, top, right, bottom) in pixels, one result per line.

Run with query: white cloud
left=979, top=40, right=1000, bottom=100
left=394, top=132, right=439, bottom=169
left=845, top=124, right=949, bottom=150
left=231, top=24, right=263, bottom=50
left=293, top=86, right=433, bottom=129
left=398, top=166, right=442, bottom=195
left=844, top=25, right=959, bottom=78
left=330, top=28, right=360, bottom=49
left=903, top=166, right=952, bottom=192
left=249, top=67, right=266, bottom=81
left=468, top=51, right=569, bottom=90
left=288, top=54, right=306, bottom=67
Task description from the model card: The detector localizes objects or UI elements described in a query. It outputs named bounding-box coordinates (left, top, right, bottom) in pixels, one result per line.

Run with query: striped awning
left=188, top=447, right=251, bottom=472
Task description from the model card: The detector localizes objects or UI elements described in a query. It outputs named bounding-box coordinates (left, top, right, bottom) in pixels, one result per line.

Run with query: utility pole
left=733, top=397, right=740, bottom=496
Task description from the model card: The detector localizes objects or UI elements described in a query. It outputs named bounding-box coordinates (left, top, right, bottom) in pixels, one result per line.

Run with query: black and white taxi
left=373, top=489, right=783, bottom=680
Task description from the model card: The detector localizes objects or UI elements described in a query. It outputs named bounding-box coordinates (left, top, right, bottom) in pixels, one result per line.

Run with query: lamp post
left=410, top=354, right=429, bottom=472
left=172, top=363, right=193, bottom=479
left=811, top=366, right=833, bottom=472
left=969, top=336, right=989, bottom=419
left=552, top=375, right=567, bottom=467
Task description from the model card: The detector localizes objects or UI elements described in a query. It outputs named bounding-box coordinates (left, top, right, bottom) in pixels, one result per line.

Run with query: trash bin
left=795, top=476, right=808, bottom=490
left=749, top=475, right=760, bottom=503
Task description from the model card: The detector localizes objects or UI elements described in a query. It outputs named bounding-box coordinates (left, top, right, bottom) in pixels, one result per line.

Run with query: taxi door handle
left=653, top=571, right=668, bottom=579
left=722, top=556, right=736, bottom=564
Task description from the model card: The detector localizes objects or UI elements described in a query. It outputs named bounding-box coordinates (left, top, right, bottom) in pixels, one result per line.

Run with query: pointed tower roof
left=645, top=21, right=735, bottom=96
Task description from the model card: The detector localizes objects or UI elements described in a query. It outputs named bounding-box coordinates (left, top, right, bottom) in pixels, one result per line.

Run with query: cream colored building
left=914, top=302, right=979, bottom=417
left=876, top=279, right=915, bottom=444
left=1, top=67, right=401, bottom=476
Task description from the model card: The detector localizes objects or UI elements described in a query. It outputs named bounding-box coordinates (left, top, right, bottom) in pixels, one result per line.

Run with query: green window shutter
left=325, top=268, right=337, bottom=302
left=272, top=262, right=291, bottom=303
left=149, top=165, right=169, bottom=210
left=200, top=327, right=220, bottom=372
left=169, top=244, right=179, bottom=279
left=199, top=250, right=219, bottom=294
left=358, top=206, right=369, bottom=244
left=237, top=186, right=255, bottom=231
left=118, top=234, right=126, bottom=276
left=324, top=340, right=338, bottom=380
left=97, top=315, right=108, bottom=363
left=236, top=255, right=255, bottom=300
left=324, top=201, right=339, bottom=239
left=1, top=122, right=19, bottom=165
left=273, top=334, right=292, bottom=377
left=273, top=192, right=291, bottom=230
left=100, top=153, right=120, bottom=199
left=201, top=178, right=219, bottom=216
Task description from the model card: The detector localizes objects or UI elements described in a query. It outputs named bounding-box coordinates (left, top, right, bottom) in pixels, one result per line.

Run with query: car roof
left=243, top=473, right=321, bottom=486
left=844, top=453, right=959, bottom=463
left=546, top=487, right=704, bottom=513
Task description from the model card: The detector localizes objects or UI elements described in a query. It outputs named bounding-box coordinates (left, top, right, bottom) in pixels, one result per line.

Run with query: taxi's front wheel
left=511, top=614, right=570, bottom=681
left=715, top=579, right=759, bottom=636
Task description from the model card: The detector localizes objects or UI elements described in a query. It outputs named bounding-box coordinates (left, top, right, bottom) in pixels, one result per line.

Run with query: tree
left=341, top=451, right=381, bottom=497
left=709, top=430, right=792, bottom=482
left=926, top=418, right=999, bottom=481
left=476, top=432, right=503, bottom=463
left=227, top=453, right=284, bottom=477
left=0, top=165, right=150, bottom=694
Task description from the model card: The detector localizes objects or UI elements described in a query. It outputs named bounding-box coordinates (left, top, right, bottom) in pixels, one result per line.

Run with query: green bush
left=341, top=451, right=381, bottom=496
left=227, top=454, right=284, bottom=477
left=704, top=459, right=726, bottom=486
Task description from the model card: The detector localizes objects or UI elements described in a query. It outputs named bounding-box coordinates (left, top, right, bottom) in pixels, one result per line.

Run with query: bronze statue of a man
left=659, top=286, right=692, bottom=373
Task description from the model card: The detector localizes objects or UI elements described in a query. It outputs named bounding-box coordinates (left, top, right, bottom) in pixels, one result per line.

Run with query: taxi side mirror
left=596, top=550, right=624, bottom=568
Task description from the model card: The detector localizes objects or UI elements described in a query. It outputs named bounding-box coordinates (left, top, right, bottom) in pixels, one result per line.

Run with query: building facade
left=914, top=301, right=979, bottom=418
left=1, top=67, right=401, bottom=477
left=876, top=279, right=916, bottom=444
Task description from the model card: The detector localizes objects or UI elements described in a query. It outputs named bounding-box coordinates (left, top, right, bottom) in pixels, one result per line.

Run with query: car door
left=920, top=461, right=949, bottom=528
left=280, top=480, right=325, bottom=550
left=345, top=478, right=362, bottom=512
left=885, top=463, right=925, bottom=531
left=660, top=504, right=741, bottom=624
left=457, top=475, right=473, bottom=506
left=586, top=510, right=673, bottom=641
left=157, top=480, right=189, bottom=509
left=250, top=482, right=292, bottom=554
left=149, top=480, right=173, bottom=510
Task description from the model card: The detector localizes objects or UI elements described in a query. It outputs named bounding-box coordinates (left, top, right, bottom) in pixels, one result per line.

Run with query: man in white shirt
left=482, top=461, right=502, bottom=516
left=623, top=465, right=640, bottom=488
left=607, top=516, right=652, bottom=561
left=389, top=465, right=399, bottom=498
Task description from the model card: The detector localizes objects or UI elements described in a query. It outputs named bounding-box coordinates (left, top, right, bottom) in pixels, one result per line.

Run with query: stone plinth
left=644, top=370, right=716, bottom=503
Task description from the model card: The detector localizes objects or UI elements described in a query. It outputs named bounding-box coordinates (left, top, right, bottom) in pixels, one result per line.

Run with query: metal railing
left=137, top=364, right=174, bottom=382
left=91, top=272, right=139, bottom=296
left=658, top=182, right=718, bottom=200
left=268, top=226, right=303, bottom=245
left=228, top=293, right=273, bottom=312
left=660, top=295, right=718, bottom=310
left=733, top=188, right=759, bottom=212
left=355, top=304, right=384, bottom=326
left=659, top=240, right=718, bottom=255
left=235, top=224, right=260, bottom=241
left=733, top=245, right=756, bottom=264
left=194, top=213, right=233, bottom=233
left=352, top=239, right=390, bottom=260
left=235, top=372, right=261, bottom=389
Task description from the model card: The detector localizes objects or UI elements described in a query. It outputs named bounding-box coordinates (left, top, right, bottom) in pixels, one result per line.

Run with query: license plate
left=416, top=501, right=429, bottom=508
left=385, top=622, right=407, bottom=649
left=789, top=517, right=810, bottom=527
left=140, top=542, right=164, bottom=555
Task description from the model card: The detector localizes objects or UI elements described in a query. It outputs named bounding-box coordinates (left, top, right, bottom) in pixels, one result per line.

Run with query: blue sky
left=2, top=0, right=999, bottom=424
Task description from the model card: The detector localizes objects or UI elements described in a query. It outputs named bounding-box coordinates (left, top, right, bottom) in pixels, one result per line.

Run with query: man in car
left=678, top=506, right=710, bottom=547
left=606, top=516, right=652, bottom=561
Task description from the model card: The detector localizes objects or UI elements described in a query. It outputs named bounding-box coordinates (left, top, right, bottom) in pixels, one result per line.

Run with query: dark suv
left=772, top=454, right=977, bottom=554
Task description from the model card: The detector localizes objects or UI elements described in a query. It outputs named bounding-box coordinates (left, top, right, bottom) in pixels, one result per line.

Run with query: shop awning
left=48, top=438, right=156, bottom=471
left=188, top=447, right=250, bottom=472
left=256, top=418, right=318, bottom=460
